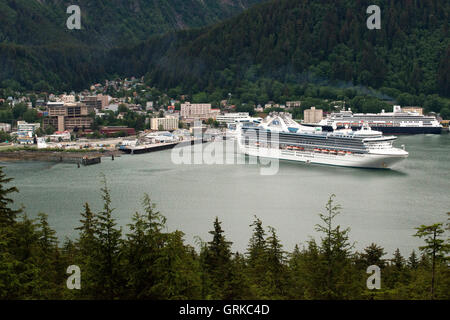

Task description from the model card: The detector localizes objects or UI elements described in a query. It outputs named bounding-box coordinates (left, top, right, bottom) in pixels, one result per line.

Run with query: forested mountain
left=1, top=0, right=449, bottom=102
left=110, top=0, right=449, bottom=98
left=0, top=0, right=263, bottom=45
left=0, top=0, right=264, bottom=91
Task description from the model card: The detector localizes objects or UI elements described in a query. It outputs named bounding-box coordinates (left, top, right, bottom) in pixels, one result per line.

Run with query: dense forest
left=0, top=0, right=264, bottom=90
left=0, top=166, right=448, bottom=300
left=0, top=1, right=449, bottom=114
left=0, top=0, right=263, bottom=45
left=110, top=0, right=449, bottom=97
left=0, top=0, right=450, bottom=119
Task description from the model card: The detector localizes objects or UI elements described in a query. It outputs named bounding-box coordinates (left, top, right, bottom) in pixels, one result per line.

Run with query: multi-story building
left=44, top=102, right=93, bottom=132
left=402, top=106, right=423, bottom=115
left=286, top=101, right=301, bottom=108
left=16, top=121, right=40, bottom=144
left=97, top=94, right=110, bottom=109
left=0, top=123, right=11, bottom=132
left=81, top=96, right=102, bottom=110
left=304, top=107, right=323, bottom=123
left=216, top=112, right=250, bottom=124
left=61, top=94, right=76, bottom=104
left=180, top=102, right=219, bottom=120
left=151, top=116, right=179, bottom=131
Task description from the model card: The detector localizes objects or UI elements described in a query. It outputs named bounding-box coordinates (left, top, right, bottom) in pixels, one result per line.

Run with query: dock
left=120, top=139, right=206, bottom=155
left=0, top=149, right=120, bottom=166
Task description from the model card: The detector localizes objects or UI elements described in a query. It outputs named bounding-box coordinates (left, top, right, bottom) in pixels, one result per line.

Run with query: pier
left=120, top=139, right=206, bottom=155
left=0, top=149, right=119, bottom=165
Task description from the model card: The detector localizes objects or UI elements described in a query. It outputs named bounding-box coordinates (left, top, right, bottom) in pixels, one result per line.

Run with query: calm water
left=2, top=134, right=449, bottom=258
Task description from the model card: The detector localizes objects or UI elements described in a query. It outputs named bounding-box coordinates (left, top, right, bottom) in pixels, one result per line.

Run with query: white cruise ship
left=313, top=105, right=442, bottom=134
left=237, top=113, right=408, bottom=169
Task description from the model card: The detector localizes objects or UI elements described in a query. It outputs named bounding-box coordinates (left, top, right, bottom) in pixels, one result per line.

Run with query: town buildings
left=180, top=102, right=220, bottom=121
left=216, top=112, right=250, bottom=124
left=44, top=102, right=94, bottom=132
left=100, top=126, right=136, bottom=136
left=304, top=107, right=323, bottom=123
left=402, top=106, right=423, bottom=115
left=151, top=116, right=179, bottom=131
left=17, top=121, right=40, bottom=144
left=0, top=123, right=11, bottom=132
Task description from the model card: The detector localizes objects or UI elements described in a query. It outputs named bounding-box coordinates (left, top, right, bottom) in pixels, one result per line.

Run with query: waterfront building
left=216, top=112, right=250, bottom=124
left=304, top=107, right=324, bottom=123
left=0, top=123, right=11, bottom=132
left=44, top=102, right=93, bottom=132
left=47, top=131, right=71, bottom=142
left=17, top=121, right=40, bottom=144
left=151, top=116, right=179, bottom=131
left=100, top=126, right=136, bottom=136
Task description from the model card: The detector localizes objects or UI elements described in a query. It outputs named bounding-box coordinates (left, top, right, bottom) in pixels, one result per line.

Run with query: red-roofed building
left=100, top=126, right=136, bottom=136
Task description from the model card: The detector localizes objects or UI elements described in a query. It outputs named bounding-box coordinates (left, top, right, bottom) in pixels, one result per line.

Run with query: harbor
left=2, top=134, right=448, bottom=256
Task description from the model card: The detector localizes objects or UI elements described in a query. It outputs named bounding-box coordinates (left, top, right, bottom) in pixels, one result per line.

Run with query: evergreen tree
left=392, top=249, right=405, bottom=269
left=203, top=217, right=233, bottom=299
left=0, top=166, right=21, bottom=226
left=315, top=194, right=353, bottom=299
left=93, top=175, right=123, bottom=299
left=407, top=250, right=419, bottom=269
left=361, top=243, right=387, bottom=268
left=123, top=194, right=167, bottom=299
left=74, top=203, right=98, bottom=298
left=414, top=223, right=449, bottom=299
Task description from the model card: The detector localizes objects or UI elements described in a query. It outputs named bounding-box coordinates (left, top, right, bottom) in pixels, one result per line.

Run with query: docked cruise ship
left=314, top=106, right=442, bottom=134
left=237, top=114, right=408, bottom=169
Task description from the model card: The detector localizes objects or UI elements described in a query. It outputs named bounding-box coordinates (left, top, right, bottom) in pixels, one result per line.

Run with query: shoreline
left=0, top=149, right=122, bottom=163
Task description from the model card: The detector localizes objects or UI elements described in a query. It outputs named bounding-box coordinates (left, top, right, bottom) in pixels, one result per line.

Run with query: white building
left=216, top=112, right=250, bottom=124
left=180, top=102, right=219, bottom=120
left=0, top=123, right=11, bottom=132
left=151, top=116, right=179, bottom=131
left=61, top=94, right=76, bottom=104
left=146, top=101, right=154, bottom=111
left=47, top=131, right=71, bottom=142
left=17, top=121, right=40, bottom=144
left=304, top=107, right=323, bottom=123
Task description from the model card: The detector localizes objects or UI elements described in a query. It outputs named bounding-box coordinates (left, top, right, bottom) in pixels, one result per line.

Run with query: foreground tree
left=414, top=223, right=449, bottom=299
left=202, top=217, right=233, bottom=299
left=93, top=175, right=123, bottom=299
left=315, top=194, right=354, bottom=299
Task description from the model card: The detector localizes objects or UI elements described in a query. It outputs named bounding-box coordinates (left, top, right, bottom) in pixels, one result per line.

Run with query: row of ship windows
left=243, top=139, right=366, bottom=151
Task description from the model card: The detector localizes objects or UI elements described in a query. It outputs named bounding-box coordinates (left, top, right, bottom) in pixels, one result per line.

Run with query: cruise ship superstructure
left=314, top=105, right=442, bottom=134
left=237, top=113, right=408, bottom=169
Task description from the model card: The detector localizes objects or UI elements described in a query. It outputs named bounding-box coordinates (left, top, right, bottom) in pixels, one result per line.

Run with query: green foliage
left=0, top=169, right=448, bottom=300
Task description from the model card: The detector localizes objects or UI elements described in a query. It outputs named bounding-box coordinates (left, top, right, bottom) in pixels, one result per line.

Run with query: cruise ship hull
left=240, top=146, right=407, bottom=169
left=315, top=125, right=442, bottom=135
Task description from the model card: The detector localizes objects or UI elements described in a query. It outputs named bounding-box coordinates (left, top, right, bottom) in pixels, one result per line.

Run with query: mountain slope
left=1, top=0, right=449, bottom=100
left=109, top=0, right=449, bottom=97
left=0, top=0, right=264, bottom=46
